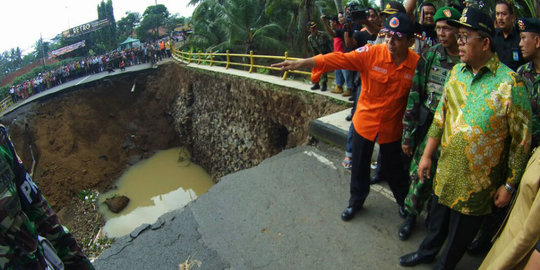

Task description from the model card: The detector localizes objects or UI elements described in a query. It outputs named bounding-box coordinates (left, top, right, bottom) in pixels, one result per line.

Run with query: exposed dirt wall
left=1, top=61, right=347, bottom=212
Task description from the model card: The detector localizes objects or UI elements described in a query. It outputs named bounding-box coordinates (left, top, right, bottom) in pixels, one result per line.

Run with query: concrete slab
left=94, top=145, right=482, bottom=270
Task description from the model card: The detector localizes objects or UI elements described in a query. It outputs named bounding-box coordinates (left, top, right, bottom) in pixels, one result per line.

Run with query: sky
left=0, top=0, right=196, bottom=55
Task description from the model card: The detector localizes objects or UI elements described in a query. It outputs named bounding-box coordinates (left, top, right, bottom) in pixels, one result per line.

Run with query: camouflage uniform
left=402, top=43, right=460, bottom=216
left=517, top=61, right=540, bottom=149
left=307, top=30, right=332, bottom=86
left=0, top=125, right=93, bottom=270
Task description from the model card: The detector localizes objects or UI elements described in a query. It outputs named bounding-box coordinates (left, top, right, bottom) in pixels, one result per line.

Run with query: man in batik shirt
left=399, top=7, right=531, bottom=269
left=399, top=6, right=461, bottom=241
left=517, top=18, right=540, bottom=149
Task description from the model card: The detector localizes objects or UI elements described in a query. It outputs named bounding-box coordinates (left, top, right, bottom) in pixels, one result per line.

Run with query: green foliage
left=137, top=4, right=170, bottom=41
left=77, top=189, right=99, bottom=204
left=116, top=12, right=142, bottom=43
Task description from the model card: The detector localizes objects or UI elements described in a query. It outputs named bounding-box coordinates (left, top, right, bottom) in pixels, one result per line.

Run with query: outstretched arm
left=271, top=58, right=316, bottom=71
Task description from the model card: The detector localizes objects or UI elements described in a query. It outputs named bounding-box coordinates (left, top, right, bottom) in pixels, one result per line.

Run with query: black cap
left=518, top=18, right=540, bottom=34
left=448, top=7, right=494, bottom=36
left=381, top=1, right=406, bottom=15
left=381, top=13, right=415, bottom=37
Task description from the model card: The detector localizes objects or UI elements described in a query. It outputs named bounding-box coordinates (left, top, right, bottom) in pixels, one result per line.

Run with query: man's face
left=519, top=32, right=540, bottom=59
left=367, top=9, right=382, bottom=27
left=385, top=33, right=411, bottom=57
left=421, top=6, right=436, bottom=25
left=338, top=13, right=346, bottom=24
left=436, top=20, right=458, bottom=48
left=309, top=26, right=317, bottom=34
left=495, top=3, right=515, bottom=31
left=457, top=27, right=487, bottom=64
left=330, top=19, right=339, bottom=29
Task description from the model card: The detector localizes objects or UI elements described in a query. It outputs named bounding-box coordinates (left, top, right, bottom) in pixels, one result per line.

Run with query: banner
left=61, top=19, right=110, bottom=38
left=49, top=40, right=86, bottom=57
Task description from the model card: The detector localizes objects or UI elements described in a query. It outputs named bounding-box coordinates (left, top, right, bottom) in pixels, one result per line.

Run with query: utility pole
left=155, top=0, right=159, bottom=40
left=40, top=33, right=46, bottom=71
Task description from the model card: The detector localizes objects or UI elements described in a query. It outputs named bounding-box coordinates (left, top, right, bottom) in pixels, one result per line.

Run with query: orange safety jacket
left=312, top=44, right=419, bottom=144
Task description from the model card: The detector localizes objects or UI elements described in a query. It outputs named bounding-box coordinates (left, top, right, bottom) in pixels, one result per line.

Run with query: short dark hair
left=478, top=30, right=496, bottom=52
left=496, top=0, right=515, bottom=15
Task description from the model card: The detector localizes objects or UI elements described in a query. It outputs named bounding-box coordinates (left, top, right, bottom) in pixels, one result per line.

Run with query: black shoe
left=399, top=215, right=416, bottom=240
left=399, top=252, right=434, bottom=267
left=321, top=84, right=327, bottom=91
left=348, top=96, right=354, bottom=101
left=466, top=237, right=493, bottom=256
left=369, top=176, right=382, bottom=185
left=341, top=206, right=361, bottom=221
left=310, top=83, right=320, bottom=90
left=399, top=206, right=407, bottom=219
left=345, top=114, right=352, bottom=121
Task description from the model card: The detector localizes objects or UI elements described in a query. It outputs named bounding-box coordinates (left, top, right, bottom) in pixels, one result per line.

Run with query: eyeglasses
left=456, top=34, right=484, bottom=44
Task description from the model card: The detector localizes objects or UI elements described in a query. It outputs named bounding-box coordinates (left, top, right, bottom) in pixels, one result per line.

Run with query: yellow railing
left=0, top=96, right=13, bottom=114
left=171, top=48, right=316, bottom=80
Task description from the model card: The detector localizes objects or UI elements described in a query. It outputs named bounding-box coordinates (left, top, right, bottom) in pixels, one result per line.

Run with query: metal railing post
left=248, top=50, right=254, bottom=73
left=198, top=51, right=201, bottom=64
left=210, top=50, right=213, bottom=66
left=226, top=50, right=230, bottom=69
left=188, top=50, right=192, bottom=63
left=282, top=51, right=289, bottom=80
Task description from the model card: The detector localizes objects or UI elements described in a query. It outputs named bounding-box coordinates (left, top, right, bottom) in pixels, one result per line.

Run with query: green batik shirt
left=517, top=61, right=540, bottom=149
left=308, top=31, right=332, bottom=55
left=428, top=54, right=532, bottom=216
left=403, top=43, right=460, bottom=149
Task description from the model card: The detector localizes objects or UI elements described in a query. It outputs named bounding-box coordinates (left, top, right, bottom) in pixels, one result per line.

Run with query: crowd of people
left=7, top=38, right=175, bottom=103
left=275, top=0, right=539, bottom=269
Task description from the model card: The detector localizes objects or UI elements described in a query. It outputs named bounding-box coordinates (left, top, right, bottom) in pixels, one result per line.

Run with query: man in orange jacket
left=273, top=13, right=419, bottom=221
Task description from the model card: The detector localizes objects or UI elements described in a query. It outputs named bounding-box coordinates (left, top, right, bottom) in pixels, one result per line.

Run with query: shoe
left=310, top=83, right=320, bottom=90
left=348, top=96, right=354, bottom=101
left=466, top=237, right=493, bottom=256
left=342, top=88, right=353, bottom=97
left=399, top=252, right=434, bottom=267
left=369, top=176, right=382, bottom=185
left=399, top=206, right=407, bottom=219
left=345, top=114, right=352, bottom=121
left=331, top=85, right=343, bottom=94
left=341, top=206, right=361, bottom=221
left=342, top=158, right=352, bottom=169
left=321, top=84, right=327, bottom=91
left=398, top=215, right=416, bottom=240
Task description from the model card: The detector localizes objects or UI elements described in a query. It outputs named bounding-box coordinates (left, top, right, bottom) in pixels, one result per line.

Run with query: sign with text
left=61, top=19, right=110, bottom=38
left=49, top=40, right=86, bottom=57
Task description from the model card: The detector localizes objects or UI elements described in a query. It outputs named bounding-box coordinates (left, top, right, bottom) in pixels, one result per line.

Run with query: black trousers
left=348, top=131, right=409, bottom=208
left=418, top=195, right=485, bottom=270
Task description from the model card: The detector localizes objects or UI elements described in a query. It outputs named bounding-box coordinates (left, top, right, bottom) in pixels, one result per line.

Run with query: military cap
left=381, top=1, right=406, bottom=15
left=307, top=21, right=317, bottom=28
left=433, top=6, right=461, bottom=23
left=447, top=7, right=494, bottom=36
left=517, top=18, right=540, bottom=34
left=381, top=13, right=415, bottom=37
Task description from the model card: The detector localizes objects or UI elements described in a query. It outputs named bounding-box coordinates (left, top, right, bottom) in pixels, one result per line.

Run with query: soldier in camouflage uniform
left=307, top=21, right=332, bottom=91
left=0, top=125, right=93, bottom=269
left=398, top=7, right=461, bottom=241
left=517, top=18, right=540, bottom=149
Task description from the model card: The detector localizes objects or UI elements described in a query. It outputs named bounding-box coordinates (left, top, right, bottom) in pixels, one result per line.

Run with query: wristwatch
left=504, top=183, right=514, bottom=194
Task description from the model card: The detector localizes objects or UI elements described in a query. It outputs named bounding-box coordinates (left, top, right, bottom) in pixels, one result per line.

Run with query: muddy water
left=99, top=148, right=214, bottom=237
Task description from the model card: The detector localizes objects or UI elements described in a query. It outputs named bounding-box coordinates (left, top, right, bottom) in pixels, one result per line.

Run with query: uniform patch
left=389, top=17, right=400, bottom=28
left=444, top=9, right=452, bottom=18
left=356, top=45, right=369, bottom=53
left=518, top=20, right=525, bottom=31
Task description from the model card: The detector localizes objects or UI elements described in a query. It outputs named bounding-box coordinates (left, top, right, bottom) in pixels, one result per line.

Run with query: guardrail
left=0, top=96, right=13, bottom=114
left=171, top=48, right=322, bottom=81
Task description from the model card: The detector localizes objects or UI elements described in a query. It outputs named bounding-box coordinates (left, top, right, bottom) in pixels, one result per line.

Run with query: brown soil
left=0, top=62, right=348, bottom=257
left=2, top=68, right=179, bottom=255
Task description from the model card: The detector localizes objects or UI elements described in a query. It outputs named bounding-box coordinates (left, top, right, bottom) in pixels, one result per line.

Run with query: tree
left=137, top=4, right=170, bottom=41
left=117, top=12, right=142, bottom=42
left=93, top=0, right=117, bottom=53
